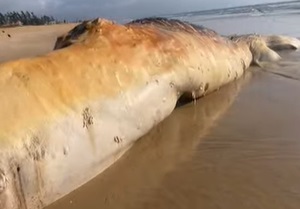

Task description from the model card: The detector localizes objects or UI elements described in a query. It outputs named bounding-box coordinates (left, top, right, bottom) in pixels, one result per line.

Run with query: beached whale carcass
left=0, top=17, right=299, bottom=209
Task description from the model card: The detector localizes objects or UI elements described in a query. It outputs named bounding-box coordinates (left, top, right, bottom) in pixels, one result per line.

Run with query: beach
left=0, top=23, right=76, bottom=63
left=1, top=8, right=300, bottom=209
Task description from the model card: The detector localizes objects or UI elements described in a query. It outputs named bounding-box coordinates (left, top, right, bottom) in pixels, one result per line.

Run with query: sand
left=0, top=24, right=76, bottom=63
left=1, top=16, right=300, bottom=209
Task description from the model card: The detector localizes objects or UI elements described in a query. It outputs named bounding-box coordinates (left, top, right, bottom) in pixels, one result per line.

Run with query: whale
left=0, top=17, right=299, bottom=209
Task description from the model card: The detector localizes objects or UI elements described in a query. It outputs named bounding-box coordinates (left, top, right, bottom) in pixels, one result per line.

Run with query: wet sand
left=187, top=14, right=300, bottom=37
left=1, top=16, right=300, bottom=209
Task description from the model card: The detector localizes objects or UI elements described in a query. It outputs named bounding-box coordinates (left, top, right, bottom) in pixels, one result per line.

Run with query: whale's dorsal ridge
left=126, top=17, right=218, bottom=36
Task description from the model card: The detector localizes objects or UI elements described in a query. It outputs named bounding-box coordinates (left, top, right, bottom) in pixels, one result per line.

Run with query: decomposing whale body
left=44, top=72, right=252, bottom=209
left=0, top=17, right=299, bottom=209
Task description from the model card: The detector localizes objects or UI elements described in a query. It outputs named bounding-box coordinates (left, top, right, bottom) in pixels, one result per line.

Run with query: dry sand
left=1, top=21, right=300, bottom=209
left=0, top=24, right=76, bottom=63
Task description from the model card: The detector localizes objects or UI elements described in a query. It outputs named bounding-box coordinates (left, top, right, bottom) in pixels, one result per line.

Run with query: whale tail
left=263, top=35, right=300, bottom=51
left=229, top=34, right=300, bottom=66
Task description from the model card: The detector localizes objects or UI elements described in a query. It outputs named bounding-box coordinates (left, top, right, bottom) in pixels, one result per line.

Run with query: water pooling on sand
left=45, top=11, right=300, bottom=209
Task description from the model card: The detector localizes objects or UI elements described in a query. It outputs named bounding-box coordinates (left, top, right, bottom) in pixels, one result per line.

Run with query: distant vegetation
left=0, top=11, right=63, bottom=26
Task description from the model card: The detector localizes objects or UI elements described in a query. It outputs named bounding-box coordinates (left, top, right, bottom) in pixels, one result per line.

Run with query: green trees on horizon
left=0, top=11, right=58, bottom=26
